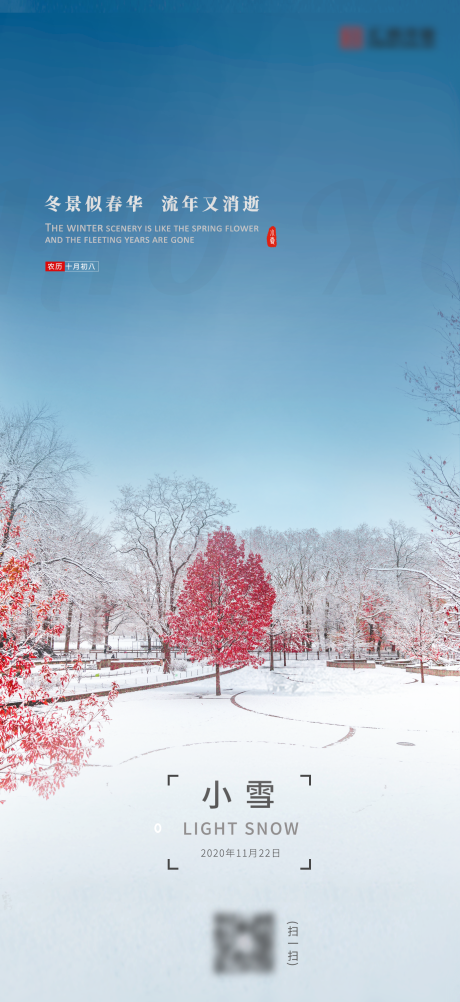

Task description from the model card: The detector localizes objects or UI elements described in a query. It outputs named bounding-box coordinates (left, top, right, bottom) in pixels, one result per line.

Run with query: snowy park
left=1, top=658, right=459, bottom=1002
left=0, top=409, right=460, bottom=1002
left=3, top=13, right=460, bottom=999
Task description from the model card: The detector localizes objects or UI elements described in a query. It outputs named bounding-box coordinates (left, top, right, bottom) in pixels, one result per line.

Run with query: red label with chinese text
left=339, top=25, right=364, bottom=49
left=45, top=261, right=65, bottom=271
left=267, top=226, right=277, bottom=248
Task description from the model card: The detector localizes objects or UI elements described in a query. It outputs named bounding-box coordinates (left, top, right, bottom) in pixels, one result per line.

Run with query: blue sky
left=0, top=10, right=459, bottom=532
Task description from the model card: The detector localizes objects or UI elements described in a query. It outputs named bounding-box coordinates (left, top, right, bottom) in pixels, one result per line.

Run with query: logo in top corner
left=339, top=25, right=436, bottom=49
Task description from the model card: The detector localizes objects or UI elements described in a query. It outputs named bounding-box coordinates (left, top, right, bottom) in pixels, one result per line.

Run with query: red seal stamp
left=267, top=226, right=277, bottom=248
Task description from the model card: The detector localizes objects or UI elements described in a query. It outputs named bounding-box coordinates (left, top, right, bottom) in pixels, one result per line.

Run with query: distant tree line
left=1, top=389, right=458, bottom=680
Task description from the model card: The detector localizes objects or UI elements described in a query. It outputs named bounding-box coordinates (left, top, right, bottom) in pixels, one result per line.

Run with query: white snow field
left=0, top=660, right=459, bottom=1002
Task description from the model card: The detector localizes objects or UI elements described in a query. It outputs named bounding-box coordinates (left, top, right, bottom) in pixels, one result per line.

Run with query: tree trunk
left=42, top=608, right=52, bottom=651
left=91, top=616, right=98, bottom=651
left=283, top=642, right=286, bottom=667
left=77, top=611, right=82, bottom=651
left=64, top=600, right=74, bottom=654
left=270, top=630, right=274, bottom=671
left=0, top=510, right=16, bottom=566
left=352, top=640, right=355, bottom=670
left=163, top=637, right=171, bottom=673
left=215, top=663, right=221, bottom=696
left=306, top=606, right=312, bottom=649
left=103, top=612, right=110, bottom=651
left=419, top=620, right=424, bottom=682
left=25, top=606, right=32, bottom=641
left=147, top=631, right=151, bottom=653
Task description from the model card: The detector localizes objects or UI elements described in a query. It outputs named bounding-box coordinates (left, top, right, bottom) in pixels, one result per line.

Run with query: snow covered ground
left=1, top=660, right=459, bottom=1002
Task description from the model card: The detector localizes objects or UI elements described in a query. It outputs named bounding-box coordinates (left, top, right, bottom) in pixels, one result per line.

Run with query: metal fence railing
left=41, top=647, right=411, bottom=665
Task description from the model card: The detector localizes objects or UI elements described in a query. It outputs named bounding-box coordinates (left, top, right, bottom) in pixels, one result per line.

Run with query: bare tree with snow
left=404, top=277, right=460, bottom=426
left=112, top=475, right=235, bottom=670
left=0, top=405, right=87, bottom=563
left=390, top=580, right=448, bottom=682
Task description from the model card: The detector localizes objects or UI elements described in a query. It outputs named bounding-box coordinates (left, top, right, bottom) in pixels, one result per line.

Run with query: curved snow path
left=84, top=738, right=323, bottom=768
left=230, top=690, right=356, bottom=748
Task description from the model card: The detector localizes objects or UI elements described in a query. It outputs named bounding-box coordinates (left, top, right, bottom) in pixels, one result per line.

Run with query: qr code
left=213, top=913, right=275, bottom=973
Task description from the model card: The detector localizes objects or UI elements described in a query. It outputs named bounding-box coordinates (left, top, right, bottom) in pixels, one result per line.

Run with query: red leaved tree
left=0, top=496, right=117, bottom=798
left=168, top=527, right=275, bottom=695
left=390, top=583, right=445, bottom=683
left=359, top=592, right=391, bottom=658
